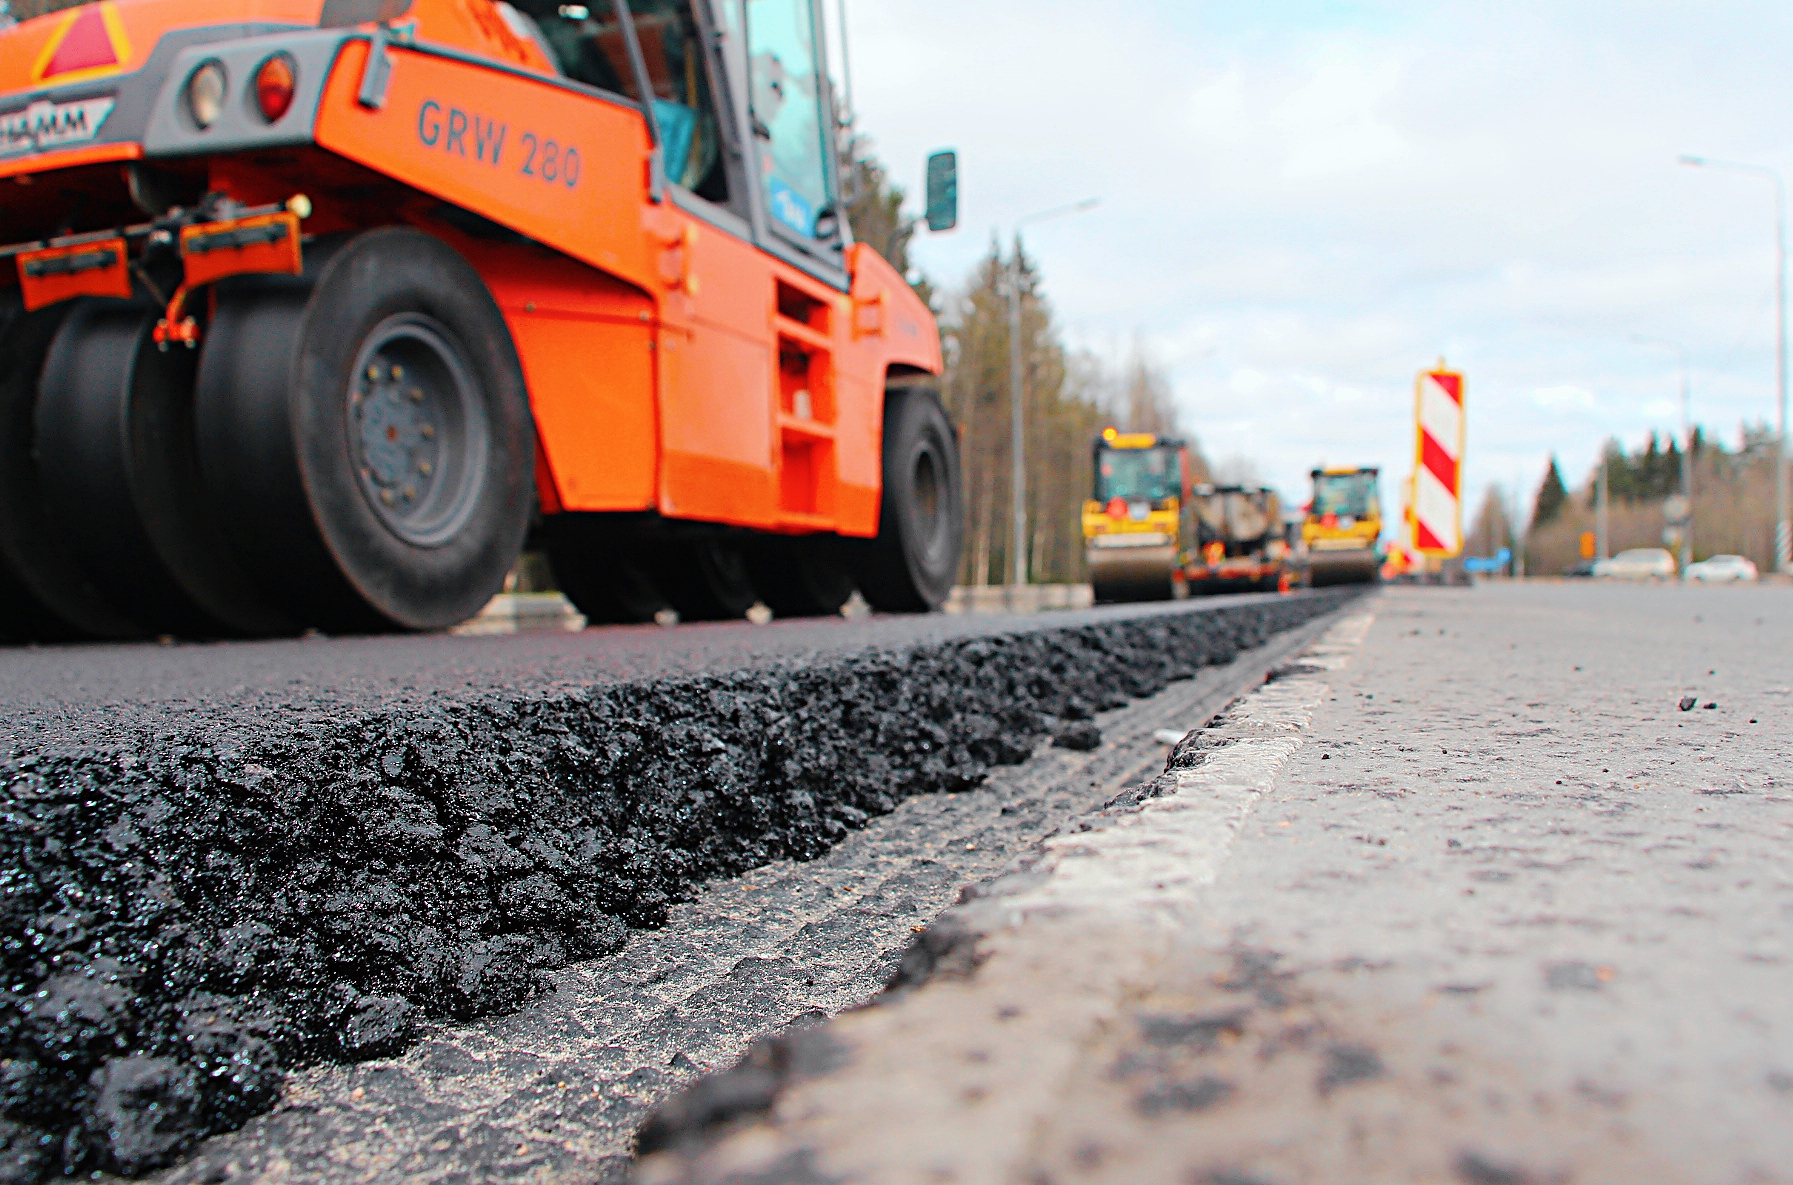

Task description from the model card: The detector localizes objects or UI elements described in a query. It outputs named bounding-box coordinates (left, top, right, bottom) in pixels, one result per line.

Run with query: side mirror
left=924, top=150, right=958, bottom=232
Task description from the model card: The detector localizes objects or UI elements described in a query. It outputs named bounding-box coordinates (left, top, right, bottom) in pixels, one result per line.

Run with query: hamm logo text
left=0, top=96, right=116, bottom=159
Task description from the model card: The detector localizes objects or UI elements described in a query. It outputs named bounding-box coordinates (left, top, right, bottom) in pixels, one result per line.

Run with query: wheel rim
left=346, top=314, right=488, bottom=548
left=910, top=441, right=948, bottom=557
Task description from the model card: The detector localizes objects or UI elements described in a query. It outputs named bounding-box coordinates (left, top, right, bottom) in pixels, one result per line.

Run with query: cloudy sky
left=836, top=0, right=1793, bottom=532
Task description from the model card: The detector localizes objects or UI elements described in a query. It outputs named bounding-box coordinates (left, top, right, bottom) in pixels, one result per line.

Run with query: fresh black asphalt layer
left=0, top=590, right=1359, bottom=1181
left=142, top=610, right=1344, bottom=1185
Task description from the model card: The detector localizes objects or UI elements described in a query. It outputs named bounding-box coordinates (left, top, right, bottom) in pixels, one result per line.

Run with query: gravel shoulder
left=638, top=584, right=1793, bottom=1185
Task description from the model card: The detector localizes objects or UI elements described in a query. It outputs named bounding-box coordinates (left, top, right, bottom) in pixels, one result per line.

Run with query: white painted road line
left=1010, top=612, right=1375, bottom=920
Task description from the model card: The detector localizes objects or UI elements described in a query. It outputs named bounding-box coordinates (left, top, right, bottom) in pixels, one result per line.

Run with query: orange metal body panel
left=0, top=139, right=139, bottom=180
left=652, top=212, right=778, bottom=527
left=407, top=0, right=556, bottom=74
left=314, top=42, right=657, bottom=290
left=466, top=242, right=659, bottom=513
left=837, top=243, right=942, bottom=530
left=310, top=37, right=939, bottom=538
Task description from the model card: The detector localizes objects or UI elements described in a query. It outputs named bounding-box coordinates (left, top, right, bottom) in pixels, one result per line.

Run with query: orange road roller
left=0, top=0, right=962, bottom=638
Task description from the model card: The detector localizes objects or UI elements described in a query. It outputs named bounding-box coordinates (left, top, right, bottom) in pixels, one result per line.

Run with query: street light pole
left=1007, top=253, right=1023, bottom=590
left=1596, top=454, right=1610, bottom=561
left=1634, top=335, right=1694, bottom=571
left=1006, top=198, right=1098, bottom=591
left=1680, top=155, right=1790, bottom=571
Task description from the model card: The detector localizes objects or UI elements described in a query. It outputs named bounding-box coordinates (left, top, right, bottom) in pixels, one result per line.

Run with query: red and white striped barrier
left=1411, top=368, right=1464, bottom=556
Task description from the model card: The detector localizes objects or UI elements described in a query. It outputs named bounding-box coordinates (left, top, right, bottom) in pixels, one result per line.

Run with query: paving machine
left=1185, top=483, right=1288, bottom=593
left=0, top=0, right=962, bottom=640
left=1083, top=429, right=1189, bottom=602
left=1303, top=466, right=1383, bottom=586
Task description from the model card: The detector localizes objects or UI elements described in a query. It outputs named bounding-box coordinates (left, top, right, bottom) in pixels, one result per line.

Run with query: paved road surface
left=0, top=595, right=1290, bottom=750
left=640, top=583, right=1793, bottom=1185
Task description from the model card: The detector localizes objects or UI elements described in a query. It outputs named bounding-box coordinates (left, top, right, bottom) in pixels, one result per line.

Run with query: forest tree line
left=1466, top=424, right=1784, bottom=573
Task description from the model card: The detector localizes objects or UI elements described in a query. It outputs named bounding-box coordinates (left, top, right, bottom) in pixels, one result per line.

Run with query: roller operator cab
left=0, top=0, right=962, bottom=640
left=1303, top=466, right=1382, bottom=586
left=1083, top=429, right=1188, bottom=603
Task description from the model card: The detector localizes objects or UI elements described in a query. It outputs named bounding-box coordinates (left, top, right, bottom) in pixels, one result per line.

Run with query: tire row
left=0, top=228, right=963, bottom=643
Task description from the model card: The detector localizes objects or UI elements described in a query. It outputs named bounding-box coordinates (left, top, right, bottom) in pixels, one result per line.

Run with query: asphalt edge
left=629, top=604, right=1380, bottom=1180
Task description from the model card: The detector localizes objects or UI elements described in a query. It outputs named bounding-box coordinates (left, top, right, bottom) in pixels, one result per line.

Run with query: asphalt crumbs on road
left=0, top=589, right=1361, bottom=1182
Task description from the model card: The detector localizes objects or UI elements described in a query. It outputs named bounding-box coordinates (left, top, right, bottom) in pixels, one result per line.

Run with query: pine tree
left=1120, top=340, right=1181, bottom=439
left=841, top=136, right=935, bottom=310
left=1531, top=457, right=1568, bottom=529
left=1467, top=484, right=1513, bottom=559
left=1590, top=439, right=1625, bottom=507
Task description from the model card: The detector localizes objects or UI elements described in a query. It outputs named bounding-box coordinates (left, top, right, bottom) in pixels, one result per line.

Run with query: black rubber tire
left=0, top=302, right=143, bottom=642
left=847, top=385, right=964, bottom=612
left=647, top=539, right=759, bottom=622
left=195, top=229, right=535, bottom=632
left=36, top=302, right=296, bottom=638
left=544, top=527, right=670, bottom=625
left=746, top=536, right=855, bottom=617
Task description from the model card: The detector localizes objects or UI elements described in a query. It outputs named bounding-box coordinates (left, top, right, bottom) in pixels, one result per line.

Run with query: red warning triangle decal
left=38, top=6, right=131, bottom=82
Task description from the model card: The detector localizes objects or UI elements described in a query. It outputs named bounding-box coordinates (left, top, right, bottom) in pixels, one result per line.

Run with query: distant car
left=1593, top=548, right=1676, bottom=580
left=1683, top=554, right=1759, bottom=583
left=1561, top=559, right=1599, bottom=578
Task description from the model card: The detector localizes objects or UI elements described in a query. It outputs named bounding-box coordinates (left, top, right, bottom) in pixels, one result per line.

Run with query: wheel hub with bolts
left=355, top=364, right=435, bottom=501
left=347, top=314, right=488, bottom=548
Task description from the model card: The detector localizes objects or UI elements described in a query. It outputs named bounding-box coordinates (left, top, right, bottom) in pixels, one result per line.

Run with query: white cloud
left=1269, top=53, right=1410, bottom=182
left=1184, top=70, right=1251, bottom=147
left=1533, top=385, right=1597, bottom=411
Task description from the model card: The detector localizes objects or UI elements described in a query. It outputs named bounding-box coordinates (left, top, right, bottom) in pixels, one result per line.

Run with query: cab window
left=1311, top=473, right=1379, bottom=518
left=734, top=0, right=834, bottom=241
left=505, top=0, right=730, bottom=202
left=1096, top=448, right=1180, bottom=503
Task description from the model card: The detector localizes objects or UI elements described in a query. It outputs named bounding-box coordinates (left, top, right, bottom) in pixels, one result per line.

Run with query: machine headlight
left=186, top=60, right=227, bottom=129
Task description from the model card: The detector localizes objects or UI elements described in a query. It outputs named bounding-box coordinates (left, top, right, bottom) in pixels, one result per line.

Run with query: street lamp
left=1633, top=334, right=1694, bottom=571
left=1007, top=197, right=1099, bottom=591
left=1679, top=154, right=1790, bottom=572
